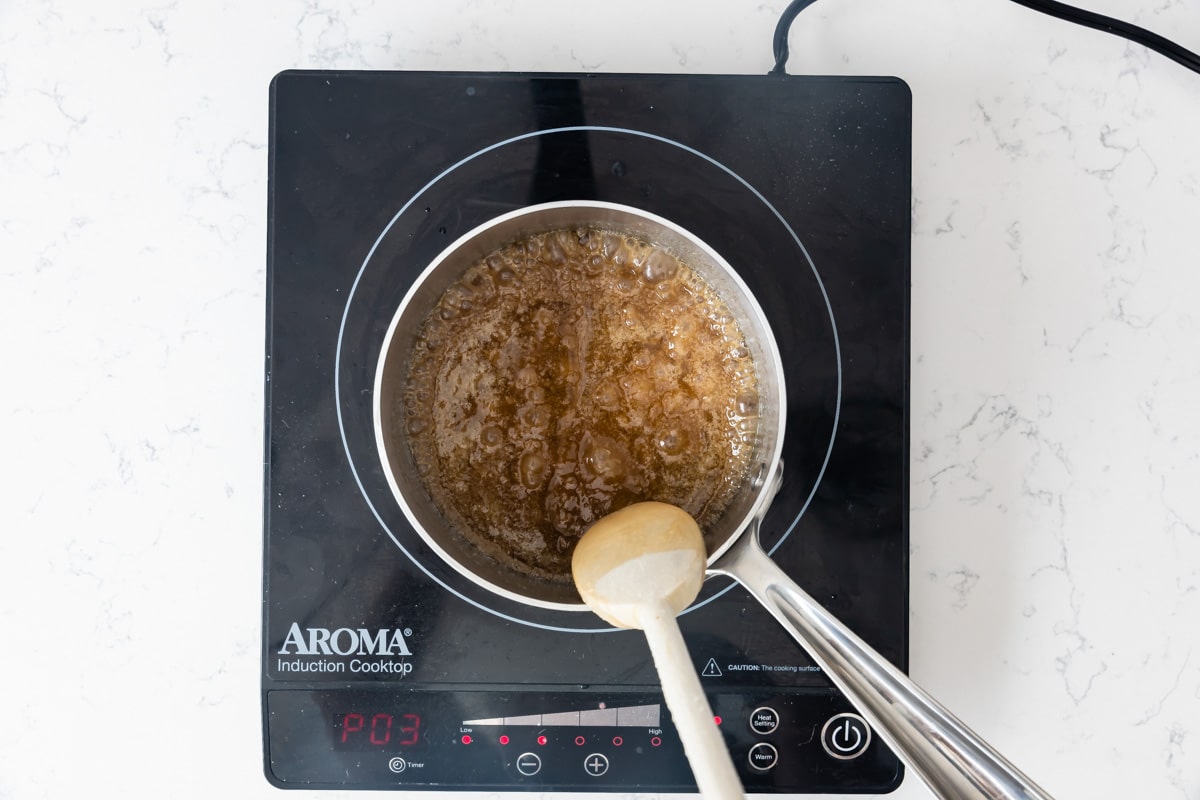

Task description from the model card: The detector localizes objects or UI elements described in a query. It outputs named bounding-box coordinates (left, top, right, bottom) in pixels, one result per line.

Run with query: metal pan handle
left=712, top=525, right=1055, bottom=800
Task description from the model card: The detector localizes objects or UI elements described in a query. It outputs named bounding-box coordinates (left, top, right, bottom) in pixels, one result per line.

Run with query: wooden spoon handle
left=639, top=602, right=743, bottom=799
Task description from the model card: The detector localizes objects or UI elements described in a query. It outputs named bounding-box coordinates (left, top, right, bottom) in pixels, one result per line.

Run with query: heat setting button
left=749, top=706, right=780, bottom=735
left=821, top=713, right=872, bottom=760
left=747, top=742, right=779, bottom=771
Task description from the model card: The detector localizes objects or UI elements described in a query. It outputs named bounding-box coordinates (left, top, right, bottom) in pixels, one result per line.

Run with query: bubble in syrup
left=544, top=235, right=567, bottom=265
left=656, top=428, right=689, bottom=456
left=481, top=425, right=504, bottom=449
left=642, top=250, right=679, bottom=284
left=466, top=270, right=497, bottom=302
left=619, top=374, right=653, bottom=406
left=580, top=434, right=629, bottom=483
left=519, top=450, right=549, bottom=490
left=601, top=234, right=622, bottom=259
left=595, top=383, right=620, bottom=411
left=520, top=405, right=550, bottom=430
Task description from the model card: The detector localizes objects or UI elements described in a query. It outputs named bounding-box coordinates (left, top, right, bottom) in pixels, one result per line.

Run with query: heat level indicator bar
left=463, top=703, right=660, bottom=728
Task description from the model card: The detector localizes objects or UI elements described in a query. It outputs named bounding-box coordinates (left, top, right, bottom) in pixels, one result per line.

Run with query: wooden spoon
left=572, top=501, right=743, bottom=799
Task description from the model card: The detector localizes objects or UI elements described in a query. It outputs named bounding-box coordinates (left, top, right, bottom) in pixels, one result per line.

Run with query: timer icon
left=388, top=756, right=407, bottom=773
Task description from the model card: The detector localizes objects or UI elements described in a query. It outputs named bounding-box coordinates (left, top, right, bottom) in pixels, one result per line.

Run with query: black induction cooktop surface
left=263, top=71, right=910, bottom=793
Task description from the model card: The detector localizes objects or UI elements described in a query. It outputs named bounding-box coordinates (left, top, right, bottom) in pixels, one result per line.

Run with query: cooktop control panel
left=265, top=688, right=900, bottom=792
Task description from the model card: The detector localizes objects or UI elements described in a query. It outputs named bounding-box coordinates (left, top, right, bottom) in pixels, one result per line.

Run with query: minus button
left=516, top=753, right=542, bottom=776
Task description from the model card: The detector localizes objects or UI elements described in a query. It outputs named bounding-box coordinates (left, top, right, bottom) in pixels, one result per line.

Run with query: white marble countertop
left=2, top=0, right=1198, bottom=798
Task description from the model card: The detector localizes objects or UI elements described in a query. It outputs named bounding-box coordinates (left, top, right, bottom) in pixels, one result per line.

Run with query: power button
left=820, top=713, right=872, bottom=760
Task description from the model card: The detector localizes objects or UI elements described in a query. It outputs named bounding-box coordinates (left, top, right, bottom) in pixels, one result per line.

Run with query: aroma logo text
left=278, top=623, right=412, bottom=656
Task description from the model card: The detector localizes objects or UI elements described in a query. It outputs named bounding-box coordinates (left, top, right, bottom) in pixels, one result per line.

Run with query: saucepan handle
left=712, top=528, right=1055, bottom=800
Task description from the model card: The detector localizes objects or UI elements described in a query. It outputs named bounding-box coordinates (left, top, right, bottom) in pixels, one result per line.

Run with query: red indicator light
left=537, top=735, right=548, bottom=746
left=574, top=736, right=586, bottom=746
left=461, top=735, right=472, bottom=745
left=498, top=735, right=510, bottom=745
left=650, top=736, right=662, bottom=747
left=612, top=736, right=623, bottom=747
left=713, top=716, right=723, bottom=725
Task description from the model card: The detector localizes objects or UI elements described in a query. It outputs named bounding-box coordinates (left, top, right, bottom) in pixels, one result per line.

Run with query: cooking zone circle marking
left=334, top=125, right=843, bottom=632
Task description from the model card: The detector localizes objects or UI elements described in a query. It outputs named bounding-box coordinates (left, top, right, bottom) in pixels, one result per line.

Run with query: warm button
left=747, top=742, right=779, bottom=771
left=749, top=705, right=780, bottom=735
left=821, top=713, right=872, bottom=760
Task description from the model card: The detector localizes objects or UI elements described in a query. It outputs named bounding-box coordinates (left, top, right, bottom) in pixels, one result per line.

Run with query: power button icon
left=821, top=713, right=872, bottom=760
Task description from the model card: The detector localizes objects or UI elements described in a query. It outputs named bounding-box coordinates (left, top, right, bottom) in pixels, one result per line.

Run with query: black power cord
left=769, top=0, right=821, bottom=75
left=770, top=0, right=1200, bottom=76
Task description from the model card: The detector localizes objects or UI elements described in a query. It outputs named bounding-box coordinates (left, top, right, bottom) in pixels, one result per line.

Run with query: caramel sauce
left=399, top=228, right=758, bottom=583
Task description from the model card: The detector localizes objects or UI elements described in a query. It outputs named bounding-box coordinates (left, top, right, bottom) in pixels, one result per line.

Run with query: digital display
left=332, top=712, right=420, bottom=750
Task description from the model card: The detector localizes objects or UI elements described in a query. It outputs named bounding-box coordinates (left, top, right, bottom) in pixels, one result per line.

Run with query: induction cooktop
left=262, top=71, right=911, bottom=794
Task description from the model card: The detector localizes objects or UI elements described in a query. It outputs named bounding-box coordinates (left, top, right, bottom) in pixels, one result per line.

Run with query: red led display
left=333, top=713, right=420, bottom=751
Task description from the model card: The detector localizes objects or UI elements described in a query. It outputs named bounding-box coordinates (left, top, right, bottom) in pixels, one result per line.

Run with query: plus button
left=583, top=753, right=610, bottom=777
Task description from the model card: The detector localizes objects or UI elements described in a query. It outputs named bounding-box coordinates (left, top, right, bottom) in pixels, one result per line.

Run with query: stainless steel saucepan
left=373, top=200, right=1054, bottom=800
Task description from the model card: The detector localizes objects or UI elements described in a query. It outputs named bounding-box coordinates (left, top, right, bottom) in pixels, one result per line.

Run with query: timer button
left=821, top=713, right=872, bottom=760
left=387, top=756, right=407, bottom=774
left=516, top=752, right=542, bottom=776
left=747, top=742, right=779, bottom=771
left=749, top=706, right=780, bottom=734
